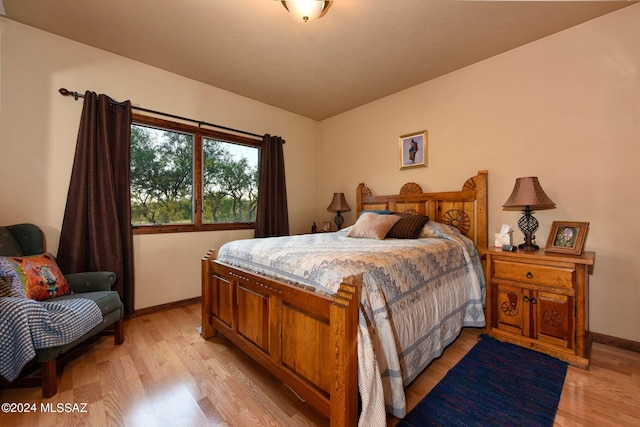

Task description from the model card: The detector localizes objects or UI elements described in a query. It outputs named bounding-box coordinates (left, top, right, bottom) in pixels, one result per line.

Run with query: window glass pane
left=203, top=138, right=259, bottom=223
left=130, top=124, right=194, bottom=225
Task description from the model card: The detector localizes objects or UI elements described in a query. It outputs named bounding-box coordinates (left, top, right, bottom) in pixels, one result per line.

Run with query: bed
left=201, top=170, right=488, bottom=426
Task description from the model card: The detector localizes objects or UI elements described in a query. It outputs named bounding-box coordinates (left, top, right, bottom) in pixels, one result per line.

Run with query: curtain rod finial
left=59, top=88, right=80, bottom=100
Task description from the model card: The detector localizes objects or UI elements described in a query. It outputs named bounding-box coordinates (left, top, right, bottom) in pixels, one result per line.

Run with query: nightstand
left=481, top=247, right=595, bottom=368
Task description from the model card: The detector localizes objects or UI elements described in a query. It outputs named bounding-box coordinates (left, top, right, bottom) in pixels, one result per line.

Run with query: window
left=202, top=138, right=259, bottom=224
left=130, top=114, right=261, bottom=234
left=130, top=124, right=194, bottom=226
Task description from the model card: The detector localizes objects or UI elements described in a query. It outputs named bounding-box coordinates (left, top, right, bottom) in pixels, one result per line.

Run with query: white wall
left=318, top=5, right=640, bottom=342
left=0, top=18, right=319, bottom=309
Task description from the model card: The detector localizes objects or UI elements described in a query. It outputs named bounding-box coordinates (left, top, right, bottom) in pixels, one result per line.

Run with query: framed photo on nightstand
left=545, top=221, right=589, bottom=255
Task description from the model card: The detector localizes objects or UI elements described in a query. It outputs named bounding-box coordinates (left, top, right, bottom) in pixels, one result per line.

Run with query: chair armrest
left=65, top=272, right=116, bottom=293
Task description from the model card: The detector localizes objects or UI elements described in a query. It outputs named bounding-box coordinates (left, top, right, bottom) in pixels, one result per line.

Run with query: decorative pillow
left=386, top=214, right=430, bottom=239
left=346, top=212, right=401, bottom=240
left=0, top=253, right=72, bottom=301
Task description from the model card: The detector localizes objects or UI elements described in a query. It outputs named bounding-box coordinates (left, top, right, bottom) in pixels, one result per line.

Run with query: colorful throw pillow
left=346, top=212, right=401, bottom=240
left=0, top=253, right=71, bottom=301
left=387, top=214, right=430, bottom=239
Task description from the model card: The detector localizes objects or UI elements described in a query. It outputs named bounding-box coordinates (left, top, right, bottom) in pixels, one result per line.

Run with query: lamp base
left=334, top=211, right=344, bottom=230
left=517, top=207, right=539, bottom=251
left=518, top=242, right=539, bottom=251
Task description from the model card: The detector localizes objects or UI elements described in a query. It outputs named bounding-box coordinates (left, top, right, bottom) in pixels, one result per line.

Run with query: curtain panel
left=57, top=91, right=135, bottom=315
left=255, top=134, right=289, bottom=237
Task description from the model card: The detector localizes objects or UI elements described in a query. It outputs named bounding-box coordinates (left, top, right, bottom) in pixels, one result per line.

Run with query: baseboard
left=591, top=332, right=640, bottom=353
left=132, top=296, right=201, bottom=318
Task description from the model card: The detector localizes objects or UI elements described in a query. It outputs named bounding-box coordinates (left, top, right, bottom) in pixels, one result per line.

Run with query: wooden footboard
left=201, top=250, right=361, bottom=426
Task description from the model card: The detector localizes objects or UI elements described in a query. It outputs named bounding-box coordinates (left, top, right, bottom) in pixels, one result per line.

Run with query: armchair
left=0, top=223, right=124, bottom=397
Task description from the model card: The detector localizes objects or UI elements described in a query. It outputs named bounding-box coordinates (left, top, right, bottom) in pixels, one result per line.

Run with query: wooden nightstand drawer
left=493, top=259, right=575, bottom=289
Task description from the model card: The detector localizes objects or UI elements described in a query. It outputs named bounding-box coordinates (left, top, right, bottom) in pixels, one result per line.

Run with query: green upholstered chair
left=0, top=223, right=124, bottom=397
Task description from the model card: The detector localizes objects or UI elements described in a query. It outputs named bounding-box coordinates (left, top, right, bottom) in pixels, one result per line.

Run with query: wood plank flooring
left=1, top=303, right=638, bottom=426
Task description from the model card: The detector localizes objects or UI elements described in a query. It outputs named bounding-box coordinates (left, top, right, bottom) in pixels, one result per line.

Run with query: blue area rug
left=398, top=334, right=568, bottom=427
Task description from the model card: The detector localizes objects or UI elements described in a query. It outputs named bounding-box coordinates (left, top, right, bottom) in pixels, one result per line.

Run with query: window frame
left=131, top=113, right=261, bottom=235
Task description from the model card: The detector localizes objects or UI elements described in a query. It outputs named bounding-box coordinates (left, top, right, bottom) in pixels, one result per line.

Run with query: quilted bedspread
left=216, top=222, right=486, bottom=426
left=0, top=296, right=103, bottom=382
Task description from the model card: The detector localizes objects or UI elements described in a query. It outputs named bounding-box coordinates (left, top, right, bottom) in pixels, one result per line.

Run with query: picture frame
left=399, top=130, right=427, bottom=169
left=323, top=221, right=331, bottom=232
left=545, top=221, right=589, bottom=255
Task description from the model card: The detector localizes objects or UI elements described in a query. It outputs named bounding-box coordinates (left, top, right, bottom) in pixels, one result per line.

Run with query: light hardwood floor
left=1, top=303, right=639, bottom=426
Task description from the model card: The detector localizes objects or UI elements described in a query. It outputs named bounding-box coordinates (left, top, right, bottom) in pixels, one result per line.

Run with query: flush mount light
left=281, top=0, right=331, bottom=23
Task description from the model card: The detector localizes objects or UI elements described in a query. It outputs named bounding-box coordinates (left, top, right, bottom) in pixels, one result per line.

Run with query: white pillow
left=346, top=212, right=401, bottom=240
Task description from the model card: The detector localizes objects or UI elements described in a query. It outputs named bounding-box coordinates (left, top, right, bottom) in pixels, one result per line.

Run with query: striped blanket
left=217, top=221, right=486, bottom=426
left=0, top=296, right=103, bottom=381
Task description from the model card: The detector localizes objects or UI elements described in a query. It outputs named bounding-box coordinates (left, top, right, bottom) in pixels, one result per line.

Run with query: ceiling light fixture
left=281, top=0, right=330, bottom=23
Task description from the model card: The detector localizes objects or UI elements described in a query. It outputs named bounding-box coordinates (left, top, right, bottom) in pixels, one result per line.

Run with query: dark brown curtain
left=57, top=91, right=135, bottom=315
left=255, top=134, right=289, bottom=237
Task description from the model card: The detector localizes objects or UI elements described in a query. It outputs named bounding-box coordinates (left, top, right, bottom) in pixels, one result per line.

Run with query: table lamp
left=327, top=193, right=351, bottom=230
left=503, top=177, right=556, bottom=250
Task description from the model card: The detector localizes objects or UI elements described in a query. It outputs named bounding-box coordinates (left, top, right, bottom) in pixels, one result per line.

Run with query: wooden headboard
left=356, top=170, right=488, bottom=248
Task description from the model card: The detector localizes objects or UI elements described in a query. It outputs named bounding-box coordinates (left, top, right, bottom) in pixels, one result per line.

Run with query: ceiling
left=1, top=1, right=635, bottom=120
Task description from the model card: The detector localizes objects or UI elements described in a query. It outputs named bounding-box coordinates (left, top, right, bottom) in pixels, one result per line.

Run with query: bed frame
left=201, top=170, right=488, bottom=426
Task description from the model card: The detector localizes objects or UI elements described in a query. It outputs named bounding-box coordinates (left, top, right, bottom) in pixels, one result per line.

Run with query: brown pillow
left=346, top=212, right=401, bottom=240
left=387, top=214, right=430, bottom=239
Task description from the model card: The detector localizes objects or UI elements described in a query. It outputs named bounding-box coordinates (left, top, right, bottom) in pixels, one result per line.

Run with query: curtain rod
left=58, top=88, right=264, bottom=140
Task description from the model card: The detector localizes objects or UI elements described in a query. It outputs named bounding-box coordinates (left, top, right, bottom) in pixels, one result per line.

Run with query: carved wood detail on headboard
left=463, top=176, right=479, bottom=191
left=399, top=182, right=423, bottom=195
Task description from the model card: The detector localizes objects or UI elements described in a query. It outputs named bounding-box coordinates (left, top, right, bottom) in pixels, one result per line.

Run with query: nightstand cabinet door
left=494, top=283, right=528, bottom=336
left=534, top=291, right=574, bottom=350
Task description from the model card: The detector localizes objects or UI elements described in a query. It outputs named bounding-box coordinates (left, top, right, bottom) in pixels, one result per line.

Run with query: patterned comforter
left=216, top=222, right=486, bottom=426
left=0, top=297, right=103, bottom=382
